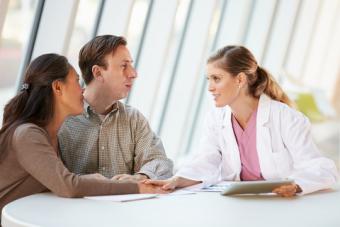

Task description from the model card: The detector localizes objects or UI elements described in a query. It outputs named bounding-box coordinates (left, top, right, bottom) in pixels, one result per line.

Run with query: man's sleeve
left=57, top=120, right=72, bottom=167
left=133, top=112, right=173, bottom=179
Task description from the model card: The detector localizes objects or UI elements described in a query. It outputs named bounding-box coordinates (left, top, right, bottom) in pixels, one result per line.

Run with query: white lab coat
left=177, top=94, right=338, bottom=194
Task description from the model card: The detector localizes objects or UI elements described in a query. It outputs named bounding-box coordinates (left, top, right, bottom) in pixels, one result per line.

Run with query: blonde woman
left=146, top=46, right=338, bottom=197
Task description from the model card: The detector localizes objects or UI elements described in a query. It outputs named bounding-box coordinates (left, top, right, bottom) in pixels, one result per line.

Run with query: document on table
left=185, top=182, right=233, bottom=192
left=85, top=194, right=158, bottom=202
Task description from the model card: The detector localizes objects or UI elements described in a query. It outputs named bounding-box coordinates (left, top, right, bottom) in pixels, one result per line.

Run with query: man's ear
left=51, top=80, right=63, bottom=96
left=92, top=65, right=104, bottom=82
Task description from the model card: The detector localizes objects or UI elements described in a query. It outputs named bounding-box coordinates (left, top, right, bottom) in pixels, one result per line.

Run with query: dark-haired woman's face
left=206, top=63, right=240, bottom=107
left=59, top=67, right=84, bottom=116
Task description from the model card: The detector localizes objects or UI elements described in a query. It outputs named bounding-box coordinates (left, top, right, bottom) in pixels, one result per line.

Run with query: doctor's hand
left=137, top=182, right=170, bottom=194
left=272, top=183, right=302, bottom=197
left=111, top=174, right=148, bottom=182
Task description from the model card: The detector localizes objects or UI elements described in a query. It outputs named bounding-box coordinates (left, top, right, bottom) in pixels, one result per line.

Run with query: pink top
left=232, top=109, right=264, bottom=181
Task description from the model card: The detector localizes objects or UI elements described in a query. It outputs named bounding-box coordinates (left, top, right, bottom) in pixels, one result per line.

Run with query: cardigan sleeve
left=12, top=124, right=139, bottom=197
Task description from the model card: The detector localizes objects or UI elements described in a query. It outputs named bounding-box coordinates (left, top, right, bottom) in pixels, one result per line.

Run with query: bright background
left=0, top=0, right=339, bottom=169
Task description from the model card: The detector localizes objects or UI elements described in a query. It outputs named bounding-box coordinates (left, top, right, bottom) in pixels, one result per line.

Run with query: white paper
left=84, top=194, right=158, bottom=202
left=186, top=181, right=233, bottom=192
left=180, top=183, right=205, bottom=191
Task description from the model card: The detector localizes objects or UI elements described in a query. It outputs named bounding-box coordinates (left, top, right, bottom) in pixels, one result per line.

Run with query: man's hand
left=111, top=174, right=149, bottom=182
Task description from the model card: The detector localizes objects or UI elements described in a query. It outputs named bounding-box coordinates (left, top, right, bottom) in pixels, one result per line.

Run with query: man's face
left=100, top=45, right=137, bottom=101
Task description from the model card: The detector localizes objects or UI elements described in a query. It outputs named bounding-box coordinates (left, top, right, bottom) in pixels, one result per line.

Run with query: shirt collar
left=84, top=101, right=120, bottom=119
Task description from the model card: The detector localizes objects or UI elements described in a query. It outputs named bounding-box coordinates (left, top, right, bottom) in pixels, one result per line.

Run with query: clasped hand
left=111, top=174, right=171, bottom=194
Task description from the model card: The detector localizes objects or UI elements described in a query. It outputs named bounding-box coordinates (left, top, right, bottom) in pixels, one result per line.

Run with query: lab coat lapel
left=256, top=95, right=277, bottom=179
left=221, top=107, right=241, bottom=179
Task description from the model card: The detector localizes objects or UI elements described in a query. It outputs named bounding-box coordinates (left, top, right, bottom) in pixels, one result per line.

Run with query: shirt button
left=101, top=146, right=105, bottom=150
left=102, top=167, right=106, bottom=171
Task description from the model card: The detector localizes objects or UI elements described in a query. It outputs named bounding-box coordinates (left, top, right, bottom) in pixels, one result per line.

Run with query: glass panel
left=158, top=0, right=218, bottom=161
left=262, top=0, right=301, bottom=79
left=66, top=0, right=100, bottom=75
left=151, top=0, right=192, bottom=131
left=125, top=0, right=151, bottom=61
left=284, top=0, right=320, bottom=80
left=244, top=0, right=278, bottom=63
left=0, top=0, right=38, bottom=124
left=126, top=0, right=179, bottom=120
left=185, top=0, right=228, bottom=160
left=97, top=0, right=134, bottom=36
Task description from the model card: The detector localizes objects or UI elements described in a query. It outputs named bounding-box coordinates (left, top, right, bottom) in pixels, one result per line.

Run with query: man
left=58, top=35, right=173, bottom=181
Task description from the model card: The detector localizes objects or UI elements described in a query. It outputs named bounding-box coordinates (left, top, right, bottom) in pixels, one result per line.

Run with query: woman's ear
left=92, top=65, right=104, bottom=82
left=51, top=80, right=63, bottom=96
left=237, top=72, right=247, bottom=88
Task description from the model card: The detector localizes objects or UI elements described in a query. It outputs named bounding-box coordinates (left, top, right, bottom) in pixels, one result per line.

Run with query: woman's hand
left=272, top=183, right=302, bottom=197
left=143, top=178, right=179, bottom=190
left=111, top=173, right=148, bottom=182
left=137, top=182, right=171, bottom=194
left=143, top=176, right=201, bottom=190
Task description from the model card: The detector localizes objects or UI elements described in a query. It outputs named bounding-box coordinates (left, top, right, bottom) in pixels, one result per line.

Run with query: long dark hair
left=208, top=45, right=293, bottom=107
left=0, top=53, right=70, bottom=160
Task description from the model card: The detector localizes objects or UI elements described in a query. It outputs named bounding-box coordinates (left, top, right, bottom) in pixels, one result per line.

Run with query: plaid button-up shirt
left=58, top=101, right=173, bottom=179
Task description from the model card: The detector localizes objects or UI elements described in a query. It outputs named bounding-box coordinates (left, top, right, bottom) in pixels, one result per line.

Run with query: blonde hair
left=208, top=45, right=294, bottom=107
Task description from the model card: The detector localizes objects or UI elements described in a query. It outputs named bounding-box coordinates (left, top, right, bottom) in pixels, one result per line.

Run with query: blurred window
left=0, top=0, right=38, bottom=124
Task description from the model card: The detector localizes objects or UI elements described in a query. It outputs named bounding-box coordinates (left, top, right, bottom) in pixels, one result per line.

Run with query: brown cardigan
left=0, top=123, right=139, bottom=213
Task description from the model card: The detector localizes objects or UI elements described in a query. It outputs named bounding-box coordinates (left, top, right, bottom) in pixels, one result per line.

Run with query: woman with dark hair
left=0, top=53, right=164, bottom=213
left=145, top=45, right=338, bottom=197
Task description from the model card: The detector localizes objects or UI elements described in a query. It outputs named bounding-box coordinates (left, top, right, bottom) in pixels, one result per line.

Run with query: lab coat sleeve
left=176, top=108, right=223, bottom=187
left=281, top=107, right=339, bottom=194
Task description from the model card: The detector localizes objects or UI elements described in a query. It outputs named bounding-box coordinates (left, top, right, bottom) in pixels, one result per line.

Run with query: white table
left=2, top=185, right=340, bottom=227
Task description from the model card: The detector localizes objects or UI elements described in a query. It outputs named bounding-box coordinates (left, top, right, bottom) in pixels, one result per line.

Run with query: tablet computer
left=221, top=179, right=294, bottom=195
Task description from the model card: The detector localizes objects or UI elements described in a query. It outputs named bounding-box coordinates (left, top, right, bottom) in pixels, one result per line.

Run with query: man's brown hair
left=79, top=35, right=127, bottom=85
